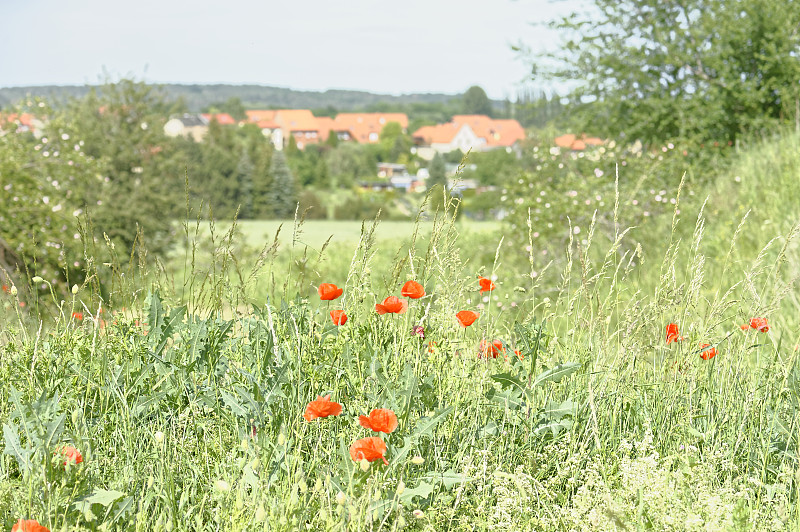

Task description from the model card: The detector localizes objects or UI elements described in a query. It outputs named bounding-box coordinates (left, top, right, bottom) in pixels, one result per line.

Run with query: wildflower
left=401, top=280, right=425, bottom=299
left=375, top=296, right=408, bottom=315
left=411, top=325, right=425, bottom=338
left=56, top=445, right=83, bottom=466
left=666, top=323, right=683, bottom=344
left=413, top=509, right=425, bottom=519
left=11, top=520, right=50, bottom=532
left=303, top=395, right=343, bottom=421
left=1, top=284, right=8, bottom=293
left=154, top=431, right=165, bottom=443
left=318, top=283, right=343, bottom=301
left=71, top=312, right=83, bottom=321
left=358, top=409, right=398, bottom=434
left=749, top=317, right=769, bottom=333
left=349, top=437, right=388, bottom=465
left=478, top=339, right=505, bottom=358
left=456, top=310, right=480, bottom=327
left=699, top=343, right=717, bottom=360
left=330, top=310, right=348, bottom=326
left=411, top=455, right=425, bottom=465
left=427, top=341, right=437, bottom=353
left=739, top=324, right=750, bottom=330
left=478, top=276, right=496, bottom=293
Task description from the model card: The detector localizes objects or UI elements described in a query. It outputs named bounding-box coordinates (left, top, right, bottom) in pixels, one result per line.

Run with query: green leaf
left=533, top=362, right=581, bottom=387
left=79, top=488, right=126, bottom=507
left=491, top=372, right=525, bottom=391
left=421, top=468, right=469, bottom=490
left=220, top=390, right=249, bottom=418
left=399, top=481, right=435, bottom=504
left=2, top=423, right=32, bottom=474
left=411, top=405, right=454, bottom=440
left=542, top=399, right=577, bottom=421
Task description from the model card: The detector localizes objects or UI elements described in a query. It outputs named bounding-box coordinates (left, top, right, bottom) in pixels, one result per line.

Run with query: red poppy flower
left=12, top=520, right=50, bottom=532
left=456, top=310, right=480, bottom=327
left=666, top=323, right=683, bottom=344
left=478, top=339, right=505, bottom=358
left=412, top=325, right=425, bottom=338
left=478, top=277, right=496, bottom=293
left=375, top=296, right=408, bottom=315
left=349, top=437, right=388, bottom=465
left=401, top=280, right=425, bottom=299
left=749, top=317, right=769, bottom=333
left=330, top=310, right=348, bottom=326
left=699, top=343, right=717, bottom=360
left=427, top=341, right=437, bottom=353
left=1, top=284, right=8, bottom=293
left=303, top=395, right=343, bottom=421
left=71, top=312, right=83, bottom=321
left=57, top=446, right=83, bottom=466
left=358, top=408, right=398, bottom=434
left=318, top=283, right=343, bottom=301
left=739, top=323, right=750, bottom=330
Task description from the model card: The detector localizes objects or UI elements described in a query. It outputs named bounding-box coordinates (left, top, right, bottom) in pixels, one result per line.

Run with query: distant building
left=377, top=162, right=408, bottom=178
left=332, top=113, right=408, bottom=143
left=0, top=112, right=45, bottom=137
left=164, top=114, right=209, bottom=141
left=553, top=133, right=605, bottom=151
left=200, top=113, right=236, bottom=125
left=412, top=115, right=525, bottom=160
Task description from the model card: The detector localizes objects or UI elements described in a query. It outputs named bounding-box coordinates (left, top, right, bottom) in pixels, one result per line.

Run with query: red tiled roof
left=316, top=116, right=335, bottom=142
left=333, top=113, right=409, bottom=143
left=554, top=133, right=605, bottom=151
left=412, top=123, right=463, bottom=144
left=246, top=110, right=277, bottom=123
left=451, top=115, right=525, bottom=147
left=201, top=113, right=236, bottom=125
left=276, top=109, right=318, bottom=132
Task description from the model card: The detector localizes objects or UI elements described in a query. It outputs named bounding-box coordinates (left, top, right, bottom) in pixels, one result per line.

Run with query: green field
left=197, top=219, right=503, bottom=251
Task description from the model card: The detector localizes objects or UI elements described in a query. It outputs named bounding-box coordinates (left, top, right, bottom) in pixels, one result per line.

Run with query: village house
left=0, top=113, right=45, bottom=137
left=553, top=133, right=605, bottom=151
left=163, top=113, right=210, bottom=141
left=411, top=115, right=525, bottom=160
left=332, top=113, right=408, bottom=143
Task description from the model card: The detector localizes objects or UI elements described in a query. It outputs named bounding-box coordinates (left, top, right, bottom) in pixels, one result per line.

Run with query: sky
left=0, top=0, right=570, bottom=99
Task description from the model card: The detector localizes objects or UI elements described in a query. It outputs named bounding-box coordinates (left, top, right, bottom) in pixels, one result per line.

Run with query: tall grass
left=1, top=133, right=799, bottom=531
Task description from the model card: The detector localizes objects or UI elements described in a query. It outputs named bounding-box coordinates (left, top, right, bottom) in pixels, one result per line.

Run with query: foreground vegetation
left=1, top=129, right=799, bottom=530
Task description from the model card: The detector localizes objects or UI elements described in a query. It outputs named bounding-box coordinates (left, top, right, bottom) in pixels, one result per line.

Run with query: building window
left=369, top=132, right=378, bottom=142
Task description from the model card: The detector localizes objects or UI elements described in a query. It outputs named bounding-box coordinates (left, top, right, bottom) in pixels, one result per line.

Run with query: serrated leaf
left=44, top=413, right=66, bottom=449
left=80, top=488, right=126, bottom=507
left=533, top=418, right=572, bottom=437
left=3, top=423, right=32, bottom=474
left=542, top=399, right=577, bottom=421
left=411, top=405, right=454, bottom=440
left=533, top=362, right=581, bottom=387
left=421, top=468, right=469, bottom=490
left=220, top=390, right=249, bottom=418
left=399, top=481, right=435, bottom=504
left=491, top=372, right=525, bottom=391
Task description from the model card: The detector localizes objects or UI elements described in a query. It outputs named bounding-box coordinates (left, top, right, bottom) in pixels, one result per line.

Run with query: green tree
left=326, top=143, right=375, bottom=187
left=533, top=0, right=800, bottom=143
left=266, top=151, right=298, bottom=219
left=462, top=86, right=493, bottom=116
left=236, top=147, right=255, bottom=218
left=426, top=153, right=447, bottom=191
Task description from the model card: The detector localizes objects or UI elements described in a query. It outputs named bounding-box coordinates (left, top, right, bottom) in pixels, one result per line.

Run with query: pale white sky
left=1, top=0, right=571, bottom=99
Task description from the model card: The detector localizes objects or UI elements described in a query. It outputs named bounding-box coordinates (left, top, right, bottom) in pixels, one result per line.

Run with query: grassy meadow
left=1, top=132, right=800, bottom=531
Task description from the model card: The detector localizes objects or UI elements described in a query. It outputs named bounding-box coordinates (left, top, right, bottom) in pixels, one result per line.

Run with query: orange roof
left=275, top=109, right=318, bottom=132
left=316, top=116, right=335, bottom=142
left=333, top=112, right=409, bottom=143
left=412, top=123, right=463, bottom=145
left=451, top=115, right=525, bottom=147
left=201, top=113, right=236, bottom=125
left=554, top=133, right=605, bottom=151
left=246, top=110, right=277, bottom=123
left=0, top=112, right=37, bottom=128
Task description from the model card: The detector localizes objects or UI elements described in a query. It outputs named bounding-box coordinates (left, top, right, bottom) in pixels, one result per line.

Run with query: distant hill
left=0, top=83, right=476, bottom=112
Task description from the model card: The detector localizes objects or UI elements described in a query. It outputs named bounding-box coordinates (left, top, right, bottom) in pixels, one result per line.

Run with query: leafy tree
left=462, top=86, right=493, bottom=116
left=61, top=80, right=185, bottom=256
left=266, top=151, right=298, bottom=219
left=534, top=0, right=800, bottom=143
left=426, top=153, right=448, bottom=191
left=204, top=97, right=247, bottom=120
left=326, top=143, right=375, bottom=187
left=379, top=122, right=411, bottom=163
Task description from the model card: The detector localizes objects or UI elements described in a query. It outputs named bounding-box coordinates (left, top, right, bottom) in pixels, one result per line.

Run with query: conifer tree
left=266, top=151, right=298, bottom=219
